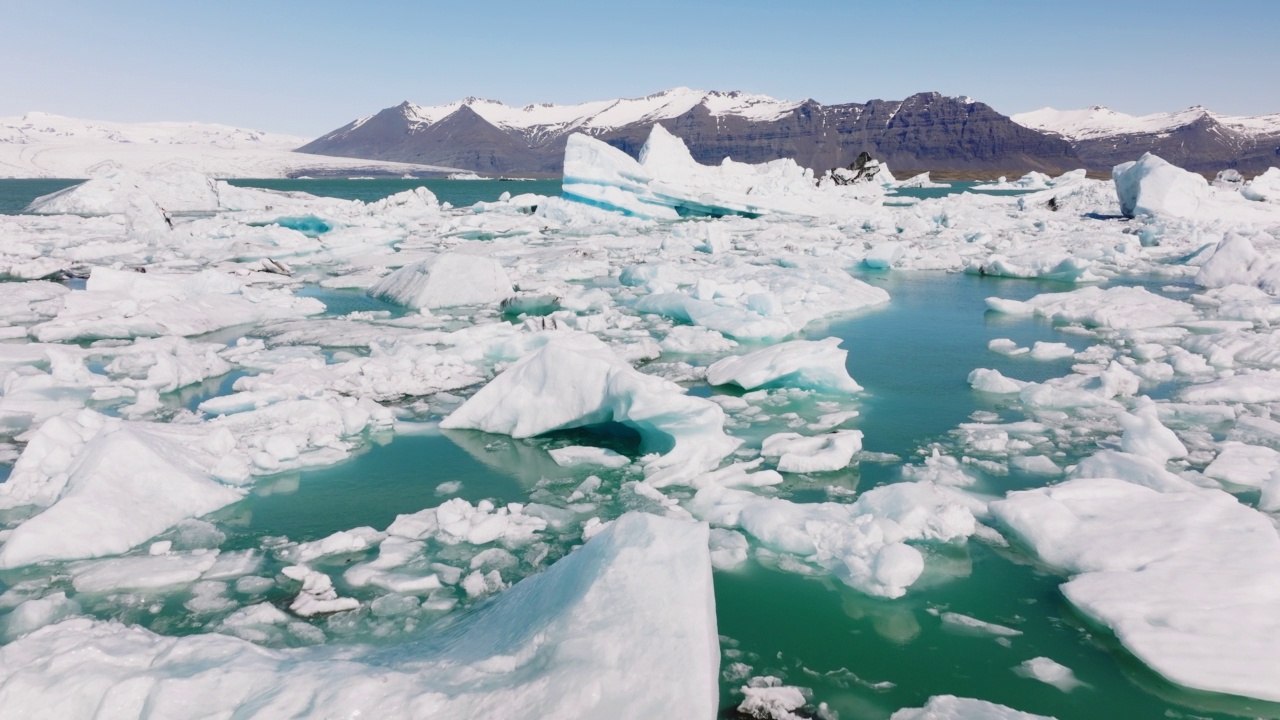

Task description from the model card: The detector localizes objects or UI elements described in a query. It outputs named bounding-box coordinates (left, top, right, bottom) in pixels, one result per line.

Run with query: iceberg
left=706, top=338, right=862, bottom=393
left=890, top=696, right=1055, bottom=720
left=991, top=477, right=1280, bottom=702
left=0, top=412, right=244, bottom=568
left=562, top=125, right=885, bottom=219
left=1241, top=167, right=1280, bottom=203
left=368, top=253, right=515, bottom=310
left=440, top=334, right=740, bottom=486
left=761, top=430, right=863, bottom=473
left=1113, top=153, right=1209, bottom=218
left=30, top=267, right=324, bottom=343
left=690, top=480, right=980, bottom=598
left=986, top=286, right=1197, bottom=330
left=24, top=170, right=222, bottom=215
left=0, top=513, right=721, bottom=720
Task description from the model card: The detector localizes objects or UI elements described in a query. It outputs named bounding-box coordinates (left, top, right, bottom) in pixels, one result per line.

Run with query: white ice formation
left=1113, top=153, right=1209, bottom=218
left=0, top=129, right=1279, bottom=718
left=0, top=513, right=720, bottom=719
left=992, top=476, right=1280, bottom=702
left=707, top=338, right=862, bottom=392
left=890, top=696, right=1055, bottom=720
left=440, top=333, right=740, bottom=487
left=562, top=124, right=891, bottom=220
left=368, top=253, right=514, bottom=309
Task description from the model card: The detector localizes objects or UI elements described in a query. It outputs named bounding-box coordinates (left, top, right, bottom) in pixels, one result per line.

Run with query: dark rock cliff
left=299, top=92, right=1083, bottom=176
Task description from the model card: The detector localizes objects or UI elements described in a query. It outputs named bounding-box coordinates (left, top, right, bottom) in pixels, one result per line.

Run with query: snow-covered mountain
left=393, top=88, right=802, bottom=142
left=1013, top=105, right=1280, bottom=173
left=0, top=112, right=460, bottom=178
left=300, top=88, right=1081, bottom=176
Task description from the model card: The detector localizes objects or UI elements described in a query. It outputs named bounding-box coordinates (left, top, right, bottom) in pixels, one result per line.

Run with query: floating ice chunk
left=280, top=527, right=386, bottom=564
left=967, top=368, right=1027, bottom=394
left=991, top=478, right=1280, bottom=702
left=901, top=452, right=978, bottom=487
left=636, top=294, right=793, bottom=341
left=940, top=612, right=1022, bottom=637
left=548, top=445, right=631, bottom=469
left=709, top=528, right=749, bottom=570
left=385, top=497, right=548, bottom=548
left=0, top=513, right=720, bottom=719
left=221, top=602, right=290, bottom=629
left=1, top=593, right=80, bottom=641
left=563, top=125, right=884, bottom=220
left=864, top=241, right=906, bottom=269
left=368, top=253, right=514, bottom=310
left=1203, top=441, right=1280, bottom=488
left=1015, top=657, right=1083, bottom=693
left=1180, top=371, right=1280, bottom=404
left=25, top=170, right=221, bottom=215
left=810, top=410, right=860, bottom=432
left=343, top=537, right=441, bottom=595
left=31, top=267, right=323, bottom=343
left=70, top=551, right=221, bottom=593
left=660, top=325, right=738, bottom=354
left=737, top=676, right=808, bottom=720
left=988, top=338, right=1028, bottom=356
left=691, top=460, right=784, bottom=490
left=1195, top=234, right=1264, bottom=288
left=1069, top=450, right=1196, bottom=492
left=1028, top=342, right=1074, bottom=361
left=969, top=254, right=1102, bottom=283
left=0, top=416, right=244, bottom=568
left=281, top=565, right=360, bottom=617
left=1010, top=455, right=1061, bottom=476
left=986, top=286, right=1197, bottom=330
left=706, top=338, right=861, bottom=393
left=440, top=334, right=740, bottom=487
left=635, top=266, right=888, bottom=341
left=1262, top=471, right=1280, bottom=512
left=1117, top=398, right=1187, bottom=464
left=1113, top=153, right=1209, bottom=218
left=560, top=132, right=677, bottom=220
left=691, top=480, right=979, bottom=597
left=760, top=430, right=862, bottom=473
left=973, top=171, right=1052, bottom=191
left=696, top=223, right=732, bottom=253
left=890, top=695, right=1055, bottom=720
left=894, top=172, right=950, bottom=190
left=1241, top=167, right=1280, bottom=203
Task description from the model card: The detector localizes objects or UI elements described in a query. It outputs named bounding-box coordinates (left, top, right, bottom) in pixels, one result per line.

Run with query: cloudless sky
left=3, top=0, right=1278, bottom=137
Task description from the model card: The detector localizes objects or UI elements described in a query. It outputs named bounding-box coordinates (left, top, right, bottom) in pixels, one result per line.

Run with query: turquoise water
left=0, top=179, right=81, bottom=214
left=0, top=177, right=1007, bottom=215
left=225, top=178, right=564, bottom=208
left=0, top=178, right=564, bottom=214
left=128, top=271, right=1274, bottom=719
left=0, top=176, right=1271, bottom=716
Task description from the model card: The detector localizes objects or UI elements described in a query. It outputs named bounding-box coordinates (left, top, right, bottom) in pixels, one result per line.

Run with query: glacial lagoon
left=2, top=145, right=1280, bottom=719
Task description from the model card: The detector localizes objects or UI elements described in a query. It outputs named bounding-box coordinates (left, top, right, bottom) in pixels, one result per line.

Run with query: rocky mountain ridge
left=1013, top=105, right=1280, bottom=174
left=297, top=89, right=1083, bottom=176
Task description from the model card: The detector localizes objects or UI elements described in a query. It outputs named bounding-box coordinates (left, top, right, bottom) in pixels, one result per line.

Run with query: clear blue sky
left=4, top=0, right=1277, bottom=137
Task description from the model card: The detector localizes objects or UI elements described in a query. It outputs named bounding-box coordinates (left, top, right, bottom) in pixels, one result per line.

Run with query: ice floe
left=440, top=333, right=740, bottom=486
left=992, top=476, right=1280, bottom=702
left=0, top=513, right=720, bottom=719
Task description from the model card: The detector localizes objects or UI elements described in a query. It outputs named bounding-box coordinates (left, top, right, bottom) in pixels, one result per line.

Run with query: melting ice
left=0, top=126, right=1278, bottom=718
